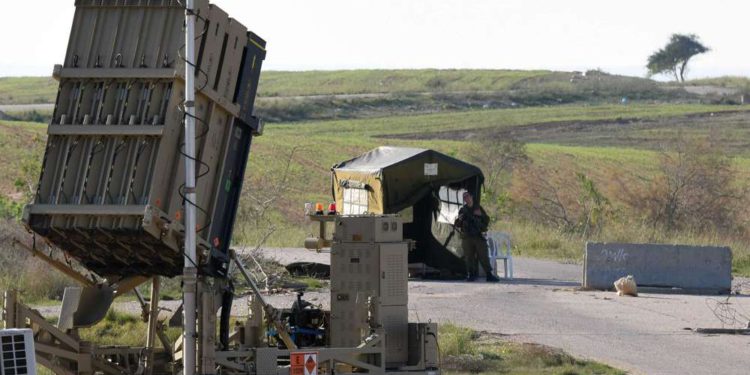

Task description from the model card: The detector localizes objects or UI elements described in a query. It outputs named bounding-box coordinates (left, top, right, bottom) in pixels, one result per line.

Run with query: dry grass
left=0, top=220, right=74, bottom=302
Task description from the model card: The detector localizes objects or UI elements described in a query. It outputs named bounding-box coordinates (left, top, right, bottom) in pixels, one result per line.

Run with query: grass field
left=272, top=103, right=741, bottom=135
left=0, top=120, right=45, bottom=198
left=2, top=100, right=749, bottom=274
left=4, top=69, right=734, bottom=127
left=259, top=69, right=552, bottom=96
left=0, top=70, right=746, bottom=373
left=0, top=69, right=704, bottom=122
left=1, top=71, right=749, bottom=274
left=0, top=70, right=553, bottom=104
left=233, top=103, right=750, bottom=274
left=0, top=77, right=57, bottom=105
left=686, top=76, right=750, bottom=90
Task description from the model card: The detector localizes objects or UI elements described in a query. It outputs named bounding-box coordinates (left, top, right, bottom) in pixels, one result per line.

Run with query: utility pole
left=183, top=0, right=198, bottom=374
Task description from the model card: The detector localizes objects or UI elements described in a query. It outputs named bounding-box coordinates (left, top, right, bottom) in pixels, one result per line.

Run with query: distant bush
left=510, top=158, right=613, bottom=238
left=425, top=77, right=447, bottom=90
left=468, top=138, right=530, bottom=222
left=0, top=220, right=73, bottom=301
left=616, top=138, right=746, bottom=234
left=6, top=110, right=51, bottom=123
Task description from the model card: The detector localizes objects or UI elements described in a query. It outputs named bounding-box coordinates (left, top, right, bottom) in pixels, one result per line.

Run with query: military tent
left=331, top=146, right=484, bottom=277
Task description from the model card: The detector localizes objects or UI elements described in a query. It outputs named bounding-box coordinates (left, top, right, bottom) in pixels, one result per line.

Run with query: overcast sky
left=1, top=0, right=747, bottom=79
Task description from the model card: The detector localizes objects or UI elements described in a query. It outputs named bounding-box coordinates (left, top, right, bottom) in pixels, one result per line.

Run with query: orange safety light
left=315, top=202, right=324, bottom=214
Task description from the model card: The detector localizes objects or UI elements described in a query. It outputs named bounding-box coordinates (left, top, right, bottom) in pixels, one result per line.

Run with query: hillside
left=0, top=77, right=57, bottom=105
left=1, top=69, right=733, bottom=123
left=2, top=70, right=750, bottom=275
left=235, top=104, right=750, bottom=261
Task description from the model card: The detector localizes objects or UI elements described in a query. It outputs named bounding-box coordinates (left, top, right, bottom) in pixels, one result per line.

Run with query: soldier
left=455, top=191, right=499, bottom=282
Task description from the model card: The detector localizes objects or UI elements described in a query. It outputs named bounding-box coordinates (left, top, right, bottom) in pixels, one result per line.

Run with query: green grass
left=0, top=120, right=45, bottom=197
left=269, top=103, right=741, bottom=136
left=291, top=276, right=327, bottom=290
left=0, top=70, right=550, bottom=106
left=0, top=77, right=57, bottom=104
left=1, top=108, right=53, bottom=123
left=1, top=77, right=748, bottom=265
left=258, top=69, right=551, bottom=97
left=686, top=76, right=750, bottom=90
left=439, top=323, right=624, bottom=375
left=78, top=309, right=181, bottom=347
left=1, top=70, right=698, bottom=123
left=3, top=102, right=749, bottom=273
left=235, top=103, right=750, bottom=273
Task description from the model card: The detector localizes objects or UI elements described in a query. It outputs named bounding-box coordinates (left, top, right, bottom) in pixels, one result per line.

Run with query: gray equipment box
left=22, top=0, right=265, bottom=277
left=407, top=322, right=439, bottom=369
left=330, top=216, right=409, bottom=368
left=333, top=215, right=403, bottom=243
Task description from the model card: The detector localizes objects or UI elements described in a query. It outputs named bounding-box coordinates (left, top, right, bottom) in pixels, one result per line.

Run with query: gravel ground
left=34, top=250, right=750, bottom=375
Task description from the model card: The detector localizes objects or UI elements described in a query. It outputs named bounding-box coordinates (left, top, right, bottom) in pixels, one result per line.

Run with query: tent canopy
left=332, top=146, right=484, bottom=214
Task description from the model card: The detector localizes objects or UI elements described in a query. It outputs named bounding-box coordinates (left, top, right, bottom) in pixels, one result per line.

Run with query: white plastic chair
left=486, top=232, right=513, bottom=279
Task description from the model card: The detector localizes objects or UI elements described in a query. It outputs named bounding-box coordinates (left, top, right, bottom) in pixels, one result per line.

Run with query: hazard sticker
left=290, top=351, right=318, bottom=375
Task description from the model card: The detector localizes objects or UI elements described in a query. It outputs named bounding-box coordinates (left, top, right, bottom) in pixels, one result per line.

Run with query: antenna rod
left=183, top=0, right=198, bottom=374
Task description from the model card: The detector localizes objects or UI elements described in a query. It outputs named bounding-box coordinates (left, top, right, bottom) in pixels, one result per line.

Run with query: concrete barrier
left=584, top=242, right=732, bottom=293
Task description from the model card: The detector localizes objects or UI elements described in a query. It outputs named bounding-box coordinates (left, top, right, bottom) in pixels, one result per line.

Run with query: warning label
left=290, top=351, right=318, bottom=375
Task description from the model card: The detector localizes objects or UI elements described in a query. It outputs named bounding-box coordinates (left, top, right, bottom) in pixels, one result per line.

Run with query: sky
left=1, top=0, right=747, bottom=79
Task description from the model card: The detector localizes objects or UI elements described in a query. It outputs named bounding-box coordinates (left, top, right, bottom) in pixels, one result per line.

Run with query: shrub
left=616, top=137, right=745, bottom=234
left=468, top=138, right=530, bottom=222
left=0, top=220, right=73, bottom=301
left=510, top=158, right=613, bottom=237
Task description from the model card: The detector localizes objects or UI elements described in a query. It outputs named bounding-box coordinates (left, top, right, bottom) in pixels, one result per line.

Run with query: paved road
left=36, top=250, right=750, bottom=374
left=407, top=261, right=750, bottom=375
left=251, top=249, right=750, bottom=375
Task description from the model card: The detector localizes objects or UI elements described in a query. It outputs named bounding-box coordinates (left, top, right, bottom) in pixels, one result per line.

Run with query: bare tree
left=231, top=145, right=307, bottom=290
left=618, top=138, right=744, bottom=233
left=468, top=138, right=530, bottom=220
left=469, top=138, right=529, bottom=189
left=511, top=160, right=611, bottom=237
left=236, top=145, right=304, bottom=248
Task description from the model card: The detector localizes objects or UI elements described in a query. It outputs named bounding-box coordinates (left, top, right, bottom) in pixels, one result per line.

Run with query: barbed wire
left=705, top=279, right=750, bottom=328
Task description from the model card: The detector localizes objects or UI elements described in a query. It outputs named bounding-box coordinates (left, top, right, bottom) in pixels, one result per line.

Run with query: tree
left=510, top=158, right=612, bottom=237
left=468, top=138, right=530, bottom=220
left=468, top=138, right=529, bottom=190
left=617, top=138, right=745, bottom=234
left=647, top=34, right=709, bottom=82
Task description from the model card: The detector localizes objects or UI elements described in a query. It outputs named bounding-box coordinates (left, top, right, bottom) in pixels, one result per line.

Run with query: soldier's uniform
left=455, top=204, right=495, bottom=281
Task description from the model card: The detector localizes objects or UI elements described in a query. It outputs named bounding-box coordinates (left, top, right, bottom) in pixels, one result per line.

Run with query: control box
left=333, top=215, right=403, bottom=243
left=330, top=215, right=409, bottom=367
